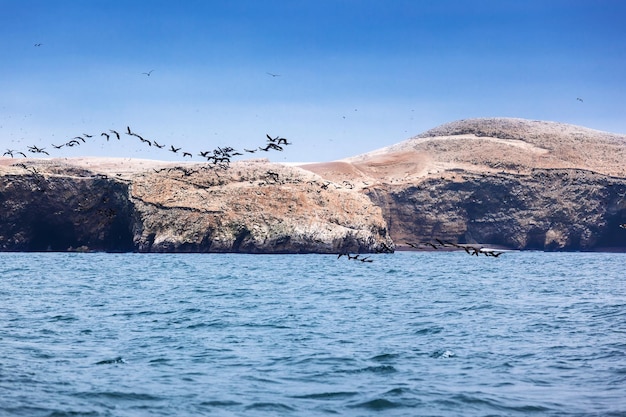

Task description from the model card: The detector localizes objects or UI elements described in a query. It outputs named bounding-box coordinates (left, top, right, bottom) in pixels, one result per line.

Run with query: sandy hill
left=301, top=118, right=626, bottom=186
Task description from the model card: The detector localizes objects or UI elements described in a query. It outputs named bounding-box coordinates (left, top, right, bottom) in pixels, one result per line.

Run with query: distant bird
left=109, top=130, right=121, bottom=140
left=244, top=148, right=257, bottom=153
left=142, top=70, right=154, bottom=76
left=83, top=133, right=93, bottom=138
left=27, top=145, right=49, bottom=155
left=153, top=141, right=165, bottom=148
left=266, top=72, right=280, bottom=77
left=52, top=143, right=65, bottom=149
left=127, top=126, right=132, bottom=135
left=182, top=152, right=192, bottom=158
left=577, top=97, right=583, bottom=102
left=101, top=132, right=110, bottom=141
left=34, top=43, right=42, bottom=47
left=260, top=143, right=283, bottom=152
left=169, top=145, right=181, bottom=153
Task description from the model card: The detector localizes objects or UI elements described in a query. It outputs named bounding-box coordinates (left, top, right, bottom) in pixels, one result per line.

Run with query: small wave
left=200, top=400, right=242, bottom=407
left=49, top=314, right=78, bottom=322
left=414, top=325, right=444, bottom=335
left=349, top=398, right=401, bottom=410
left=94, top=356, right=126, bottom=365
left=75, top=391, right=160, bottom=401
left=431, top=349, right=455, bottom=358
left=370, top=353, right=401, bottom=362
left=244, top=402, right=295, bottom=411
left=291, top=391, right=358, bottom=400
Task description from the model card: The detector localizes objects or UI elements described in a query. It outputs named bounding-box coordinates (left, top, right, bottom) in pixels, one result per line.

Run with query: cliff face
left=0, top=159, right=392, bottom=253
left=2, top=118, right=626, bottom=252
left=365, top=169, right=626, bottom=250
left=302, top=118, right=626, bottom=251
left=0, top=164, right=134, bottom=252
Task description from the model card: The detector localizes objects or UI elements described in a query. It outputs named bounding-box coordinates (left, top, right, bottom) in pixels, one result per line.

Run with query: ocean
left=0, top=251, right=624, bottom=416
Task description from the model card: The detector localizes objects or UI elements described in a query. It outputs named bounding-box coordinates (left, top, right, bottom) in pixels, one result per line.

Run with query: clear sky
left=1, top=0, right=625, bottom=163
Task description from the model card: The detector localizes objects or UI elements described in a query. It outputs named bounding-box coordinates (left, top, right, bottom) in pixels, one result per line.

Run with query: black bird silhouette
left=52, top=143, right=65, bottom=149
left=260, top=143, right=283, bottom=152
left=170, top=145, right=181, bottom=153
left=153, top=141, right=165, bottom=148
left=142, top=70, right=154, bottom=76
left=577, top=97, right=583, bottom=102
left=101, top=132, right=110, bottom=141
left=182, top=152, right=192, bottom=158
left=74, top=136, right=86, bottom=142
left=27, top=145, right=49, bottom=155
left=83, top=133, right=93, bottom=138
left=266, top=72, right=280, bottom=77
left=34, top=43, right=42, bottom=47
left=244, top=148, right=257, bottom=153
left=127, top=126, right=132, bottom=135
left=109, top=130, right=121, bottom=140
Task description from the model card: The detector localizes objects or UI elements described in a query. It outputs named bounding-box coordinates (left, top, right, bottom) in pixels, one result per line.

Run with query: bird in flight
left=34, top=43, right=43, bottom=47
left=266, top=72, right=280, bottom=77
left=27, top=145, right=49, bottom=155
left=577, top=97, right=583, bottom=102
left=142, top=70, right=154, bottom=76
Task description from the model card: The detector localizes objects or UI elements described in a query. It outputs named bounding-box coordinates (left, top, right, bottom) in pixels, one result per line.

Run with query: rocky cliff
left=0, top=158, right=392, bottom=253
left=2, top=118, right=626, bottom=252
left=301, top=118, right=626, bottom=251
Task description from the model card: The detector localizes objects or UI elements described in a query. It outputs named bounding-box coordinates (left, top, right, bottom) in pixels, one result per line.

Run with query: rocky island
left=2, top=118, right=625, bottom=252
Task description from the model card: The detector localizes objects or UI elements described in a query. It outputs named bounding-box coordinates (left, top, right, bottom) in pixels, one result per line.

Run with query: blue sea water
left=0, top=251, right=625, bottom=417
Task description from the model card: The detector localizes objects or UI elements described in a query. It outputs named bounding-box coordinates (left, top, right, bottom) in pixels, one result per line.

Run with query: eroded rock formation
left=2, top=118, right=626, bottom=252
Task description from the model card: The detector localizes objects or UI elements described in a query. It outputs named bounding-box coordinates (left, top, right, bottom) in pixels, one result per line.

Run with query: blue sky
left=1, top=0, right=625, bottom=162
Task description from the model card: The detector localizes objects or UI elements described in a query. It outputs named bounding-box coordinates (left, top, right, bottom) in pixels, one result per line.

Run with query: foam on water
left=1, top=251, right=625, bottom=416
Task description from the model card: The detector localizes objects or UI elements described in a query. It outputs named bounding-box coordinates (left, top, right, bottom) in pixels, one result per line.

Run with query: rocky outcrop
left=0, top=164, right=134, bottom=252
left=2, top=118, right=626, bottom=252
left=302, top=118, right=626, bottom=251
left=364, top=169, right=626, bottom=251
left=0, top=159, right=392, bottom=253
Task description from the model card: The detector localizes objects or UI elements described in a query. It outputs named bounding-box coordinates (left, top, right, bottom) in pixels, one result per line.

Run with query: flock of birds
left=336, top=239, right=504, bottom=263
left=405, top=239, right=505, bottom=257
left=3, top=127, right=292, bottom=169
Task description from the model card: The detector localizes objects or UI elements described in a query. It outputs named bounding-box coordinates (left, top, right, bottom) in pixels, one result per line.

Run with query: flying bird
left=101, top=133, right=110, bottom=141
left=142, top=70, right=154, bottom=76
left=27, top=145, right=49, bottom=155
left=109, top=130, right=121, bottom=140
left=577, top=97, right=583, bottom=102
left=266, top=72, right=280, bottom=77
left=169, top=145, right=181, bottom=153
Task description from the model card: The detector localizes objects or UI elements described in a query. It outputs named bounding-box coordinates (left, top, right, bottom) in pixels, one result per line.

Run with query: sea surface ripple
left=1, top=252, right=625, bottom=416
